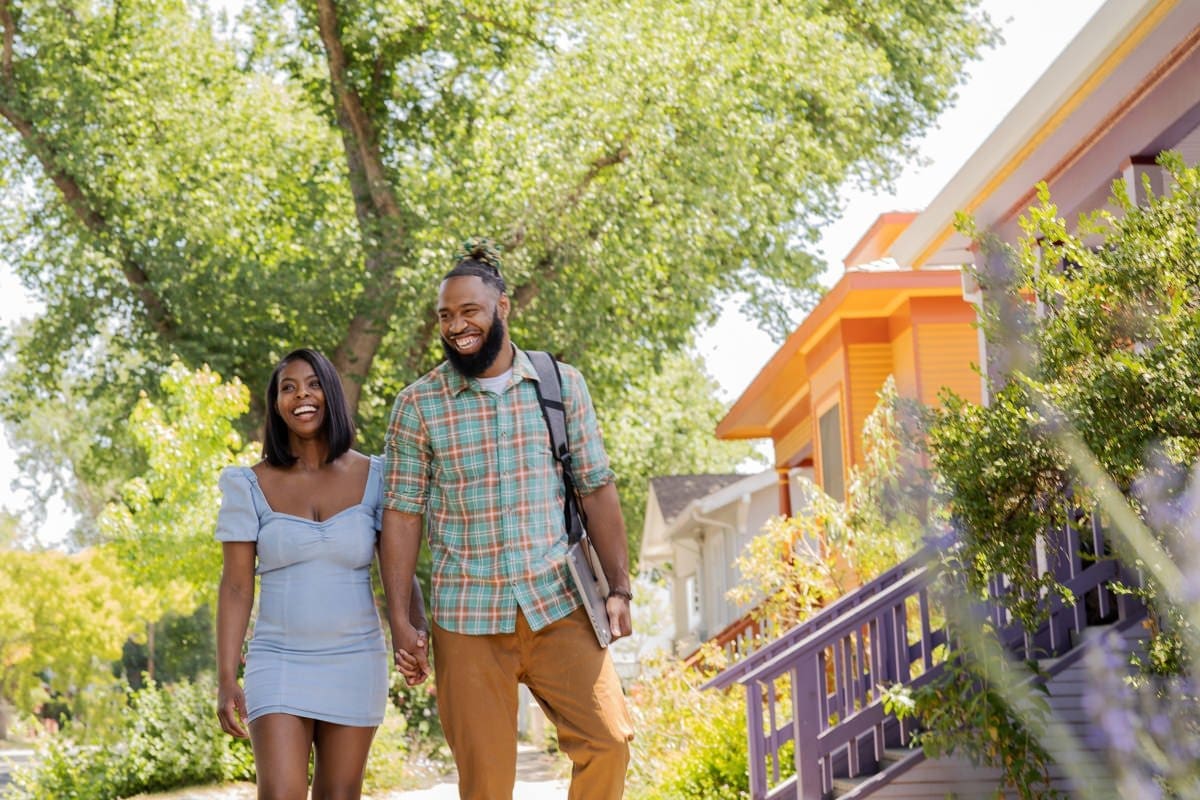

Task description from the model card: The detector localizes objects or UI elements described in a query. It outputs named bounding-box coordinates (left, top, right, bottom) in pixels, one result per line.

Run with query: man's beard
left=441, top=310, right=507, bottom=378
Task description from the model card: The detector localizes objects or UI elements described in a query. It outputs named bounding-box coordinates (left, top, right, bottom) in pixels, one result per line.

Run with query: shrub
left=626, top=655, right=754, bottom=800
left=10, top=677, right=253, bottom=800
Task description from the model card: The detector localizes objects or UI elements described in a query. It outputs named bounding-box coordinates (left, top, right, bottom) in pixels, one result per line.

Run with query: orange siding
left=846, top=343, right=894, bottom=467
left=890, top=326, right=918, bottom=398
left=915, top=323, right=983, bottom=406
left=774, top=419, right=814, bottom=468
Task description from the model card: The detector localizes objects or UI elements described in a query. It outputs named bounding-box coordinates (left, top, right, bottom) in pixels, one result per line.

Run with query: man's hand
left=392, top=621, right=431, bottom=685
left=605, top=593, right=632, bottom=641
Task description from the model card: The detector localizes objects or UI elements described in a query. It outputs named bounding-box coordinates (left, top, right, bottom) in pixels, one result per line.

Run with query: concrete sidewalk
left=0, top=748, right=36, bottom=796
left=112, top=742, right=568, bottom=800
left=379, top=743, right=568, bottom=800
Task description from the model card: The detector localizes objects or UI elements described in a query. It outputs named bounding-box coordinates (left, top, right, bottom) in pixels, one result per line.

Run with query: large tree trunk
left=315, top=0, right=407, bottom=413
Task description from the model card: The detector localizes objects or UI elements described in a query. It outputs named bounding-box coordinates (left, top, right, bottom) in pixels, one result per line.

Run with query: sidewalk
left=0, top=748, right=36, bottom=797
left=117, top=743, right=568, bottom=800
left=379, top=743, right=568, bottom=800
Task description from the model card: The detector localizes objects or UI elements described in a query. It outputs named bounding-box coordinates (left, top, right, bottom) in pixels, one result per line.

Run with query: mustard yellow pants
left=431, top=606, right=634, bottom=800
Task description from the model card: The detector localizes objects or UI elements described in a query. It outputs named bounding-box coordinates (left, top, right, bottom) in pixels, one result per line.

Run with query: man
left=379, top=239, right=635, bottom=800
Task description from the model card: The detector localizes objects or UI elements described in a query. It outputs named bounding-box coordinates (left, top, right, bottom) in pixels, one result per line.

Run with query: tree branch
left=504, top=142, right=632, bottom=311
left=502, top=138, right=632, bottom=262
left=314, top=0, right=403, bottom=221
left=461, top=11, right=548, bottom=49
left=1, top=0, right=14, bottom=86
left=0, top=103, right=175, bottom=337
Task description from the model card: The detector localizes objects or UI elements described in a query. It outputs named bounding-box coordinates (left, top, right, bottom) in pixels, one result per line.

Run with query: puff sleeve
left=214, top=467, right=260, bottom=542
left=368, top=455, right=384, bottom=531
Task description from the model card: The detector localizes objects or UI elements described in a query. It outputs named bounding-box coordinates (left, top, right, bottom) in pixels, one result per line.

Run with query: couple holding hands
left=214, top=241, right=635, bottom=800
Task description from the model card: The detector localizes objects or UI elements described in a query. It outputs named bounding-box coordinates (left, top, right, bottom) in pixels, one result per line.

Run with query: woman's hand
left=217, top=681, right=249, bottom=738
left=394, top=627, right=430, bottom=686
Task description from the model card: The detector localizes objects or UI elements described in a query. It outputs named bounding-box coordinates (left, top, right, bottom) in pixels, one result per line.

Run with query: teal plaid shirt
left=383, top=346, right=616, bottom=634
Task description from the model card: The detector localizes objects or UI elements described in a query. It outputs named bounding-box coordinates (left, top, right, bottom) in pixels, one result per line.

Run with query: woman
left=215, top=348, right=427, bottom=799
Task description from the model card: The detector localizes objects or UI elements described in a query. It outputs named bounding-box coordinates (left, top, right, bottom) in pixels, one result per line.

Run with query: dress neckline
left=243, top=455, right=377, bottom=526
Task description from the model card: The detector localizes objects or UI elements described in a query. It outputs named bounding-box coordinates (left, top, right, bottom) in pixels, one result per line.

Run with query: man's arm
left=379, top=508, right=430, bottom=679
left=580, top=481, right=633, bottom=641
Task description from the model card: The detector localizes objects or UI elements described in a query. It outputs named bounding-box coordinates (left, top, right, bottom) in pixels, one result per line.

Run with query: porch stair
left=704, top=510, right=1146, bottom=799
left=832, top=618, right=1146, bottom=799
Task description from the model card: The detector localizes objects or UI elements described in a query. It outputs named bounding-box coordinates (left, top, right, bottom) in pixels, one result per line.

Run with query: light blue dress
left=215, top=455, right=388, bottom=727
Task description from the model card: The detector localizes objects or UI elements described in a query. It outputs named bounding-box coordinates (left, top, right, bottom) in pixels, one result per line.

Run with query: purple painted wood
left=710, top=509, right=1146, bottom=800
left=703, top=549, right=932, bottom=692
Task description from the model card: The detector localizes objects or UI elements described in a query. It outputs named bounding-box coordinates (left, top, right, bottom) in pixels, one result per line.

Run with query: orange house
left=716, top=223, right=982, bottom=515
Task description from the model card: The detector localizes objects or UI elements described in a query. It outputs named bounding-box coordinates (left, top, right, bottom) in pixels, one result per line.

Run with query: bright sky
left=0, top=0, right=1108, bottom=544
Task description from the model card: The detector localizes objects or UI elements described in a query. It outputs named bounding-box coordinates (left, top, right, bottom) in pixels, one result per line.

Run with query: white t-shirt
left=476, top=369, right=513, bottom=395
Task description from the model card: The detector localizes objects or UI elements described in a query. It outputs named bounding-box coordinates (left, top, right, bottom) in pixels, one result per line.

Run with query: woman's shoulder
left=336, top=449, right=374, bottom=476
left=219, top=462, right=261, bottom=487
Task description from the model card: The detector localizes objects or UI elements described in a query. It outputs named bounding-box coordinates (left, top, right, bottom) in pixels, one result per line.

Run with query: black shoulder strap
left=528, top=350, right=587, bottom=544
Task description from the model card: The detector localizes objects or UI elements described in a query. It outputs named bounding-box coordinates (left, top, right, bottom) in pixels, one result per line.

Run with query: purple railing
left=707, top=509, right=1142, bottom=800
left=704, top=549, right=932, bottom=692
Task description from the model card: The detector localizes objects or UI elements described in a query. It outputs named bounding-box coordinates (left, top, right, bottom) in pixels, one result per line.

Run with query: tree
left=0, top=546, right=157, bottom=728
left=604, top=351, right=764, bottom=558
left=0, top=0, right=996, bottom=532
left=99, top=361, right=258, bottom=607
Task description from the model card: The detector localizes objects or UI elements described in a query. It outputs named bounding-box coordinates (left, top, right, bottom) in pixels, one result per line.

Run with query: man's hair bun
left=445, top=235, right=506, bottom=293
left=454, top=236, right=503, bottom=274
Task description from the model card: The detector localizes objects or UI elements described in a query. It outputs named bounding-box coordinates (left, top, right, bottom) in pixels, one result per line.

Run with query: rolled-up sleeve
left=383, top=391, right=430, bottom=514
left=215, top=468, right=259, bottom=542
left=561, top=365, right=615, bottom=494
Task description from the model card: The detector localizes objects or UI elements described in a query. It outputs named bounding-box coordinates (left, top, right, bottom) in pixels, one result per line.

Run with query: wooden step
left=831, top=748, right=916, bottom=798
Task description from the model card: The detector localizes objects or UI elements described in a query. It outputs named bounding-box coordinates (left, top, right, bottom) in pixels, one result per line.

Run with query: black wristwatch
left=607, top=587, right=633, bottom=602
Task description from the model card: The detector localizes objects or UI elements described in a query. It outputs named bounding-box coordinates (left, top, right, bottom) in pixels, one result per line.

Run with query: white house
left=640, top=470, right=811, bottom=656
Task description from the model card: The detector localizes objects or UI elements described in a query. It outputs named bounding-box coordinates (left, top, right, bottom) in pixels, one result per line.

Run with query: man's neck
left=478, top=341, right=515, bottom=378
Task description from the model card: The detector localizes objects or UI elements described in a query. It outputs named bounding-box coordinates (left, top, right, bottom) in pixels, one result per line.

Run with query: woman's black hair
left=443, top=236, right=506, bottom=294
left=262, top=348, right=355, bottom=467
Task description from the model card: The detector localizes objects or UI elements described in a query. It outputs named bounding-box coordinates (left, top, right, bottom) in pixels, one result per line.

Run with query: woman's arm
left=216, top=541, right=256, bottom=738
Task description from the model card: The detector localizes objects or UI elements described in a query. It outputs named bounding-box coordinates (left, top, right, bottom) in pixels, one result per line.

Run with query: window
left=818, top=404, right=845, bottom=502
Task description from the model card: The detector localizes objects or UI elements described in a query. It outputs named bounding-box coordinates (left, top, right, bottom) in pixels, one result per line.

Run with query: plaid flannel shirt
left=383, top=346, right=616, bottom=634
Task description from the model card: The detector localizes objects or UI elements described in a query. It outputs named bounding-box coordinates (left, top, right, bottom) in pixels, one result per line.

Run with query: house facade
left=640, top=471, right=792, bottom=656
left=718, top=0, right=1200, bottom=512
left=707, top=2, right=1200, bottom=796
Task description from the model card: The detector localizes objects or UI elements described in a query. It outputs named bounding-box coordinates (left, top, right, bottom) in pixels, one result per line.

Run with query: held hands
left=217, top=682, right=249, bottom=738
left=393, top=622, right=431, bottom=686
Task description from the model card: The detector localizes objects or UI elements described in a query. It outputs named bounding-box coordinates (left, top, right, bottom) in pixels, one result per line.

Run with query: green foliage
left=9, top=677, right=254, bottom=800
left=0, top=547, right=156, bottom=718
left=931, top=157, right=1200, bottom=633
left=120, top=605, right=216, bottom=689
left=1, top=0, right=997, bottom=532
left=920, top=156, right=1200, bottom=795
left=362, top=703, right=422, bottom=794
left=99, top=361, right=257, bottom=609
left=727, top=377, right=928, bottom=629
left=626, top=656, right=753, bottom=800
left=883, top=647, right=1061, bottom=800
left=603, top=351, right=765, bottom=561
left=388, top=669, right=443, bottom=745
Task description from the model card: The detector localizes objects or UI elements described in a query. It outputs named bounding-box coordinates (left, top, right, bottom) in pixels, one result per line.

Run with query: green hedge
left=10, top=677, right=253, bottom=800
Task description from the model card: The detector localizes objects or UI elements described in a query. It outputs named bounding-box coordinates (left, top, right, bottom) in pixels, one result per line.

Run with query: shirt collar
left=444, top=344, right=539, bottom=395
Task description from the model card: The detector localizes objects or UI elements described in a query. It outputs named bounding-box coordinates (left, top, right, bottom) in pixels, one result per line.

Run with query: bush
left=626, top=655, right=753, bottom=800
left=362, top=704, right=412, bottom=793
left=10, top=677, right=253, bottom=800
left=388, top=669, right=443, bottom=743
